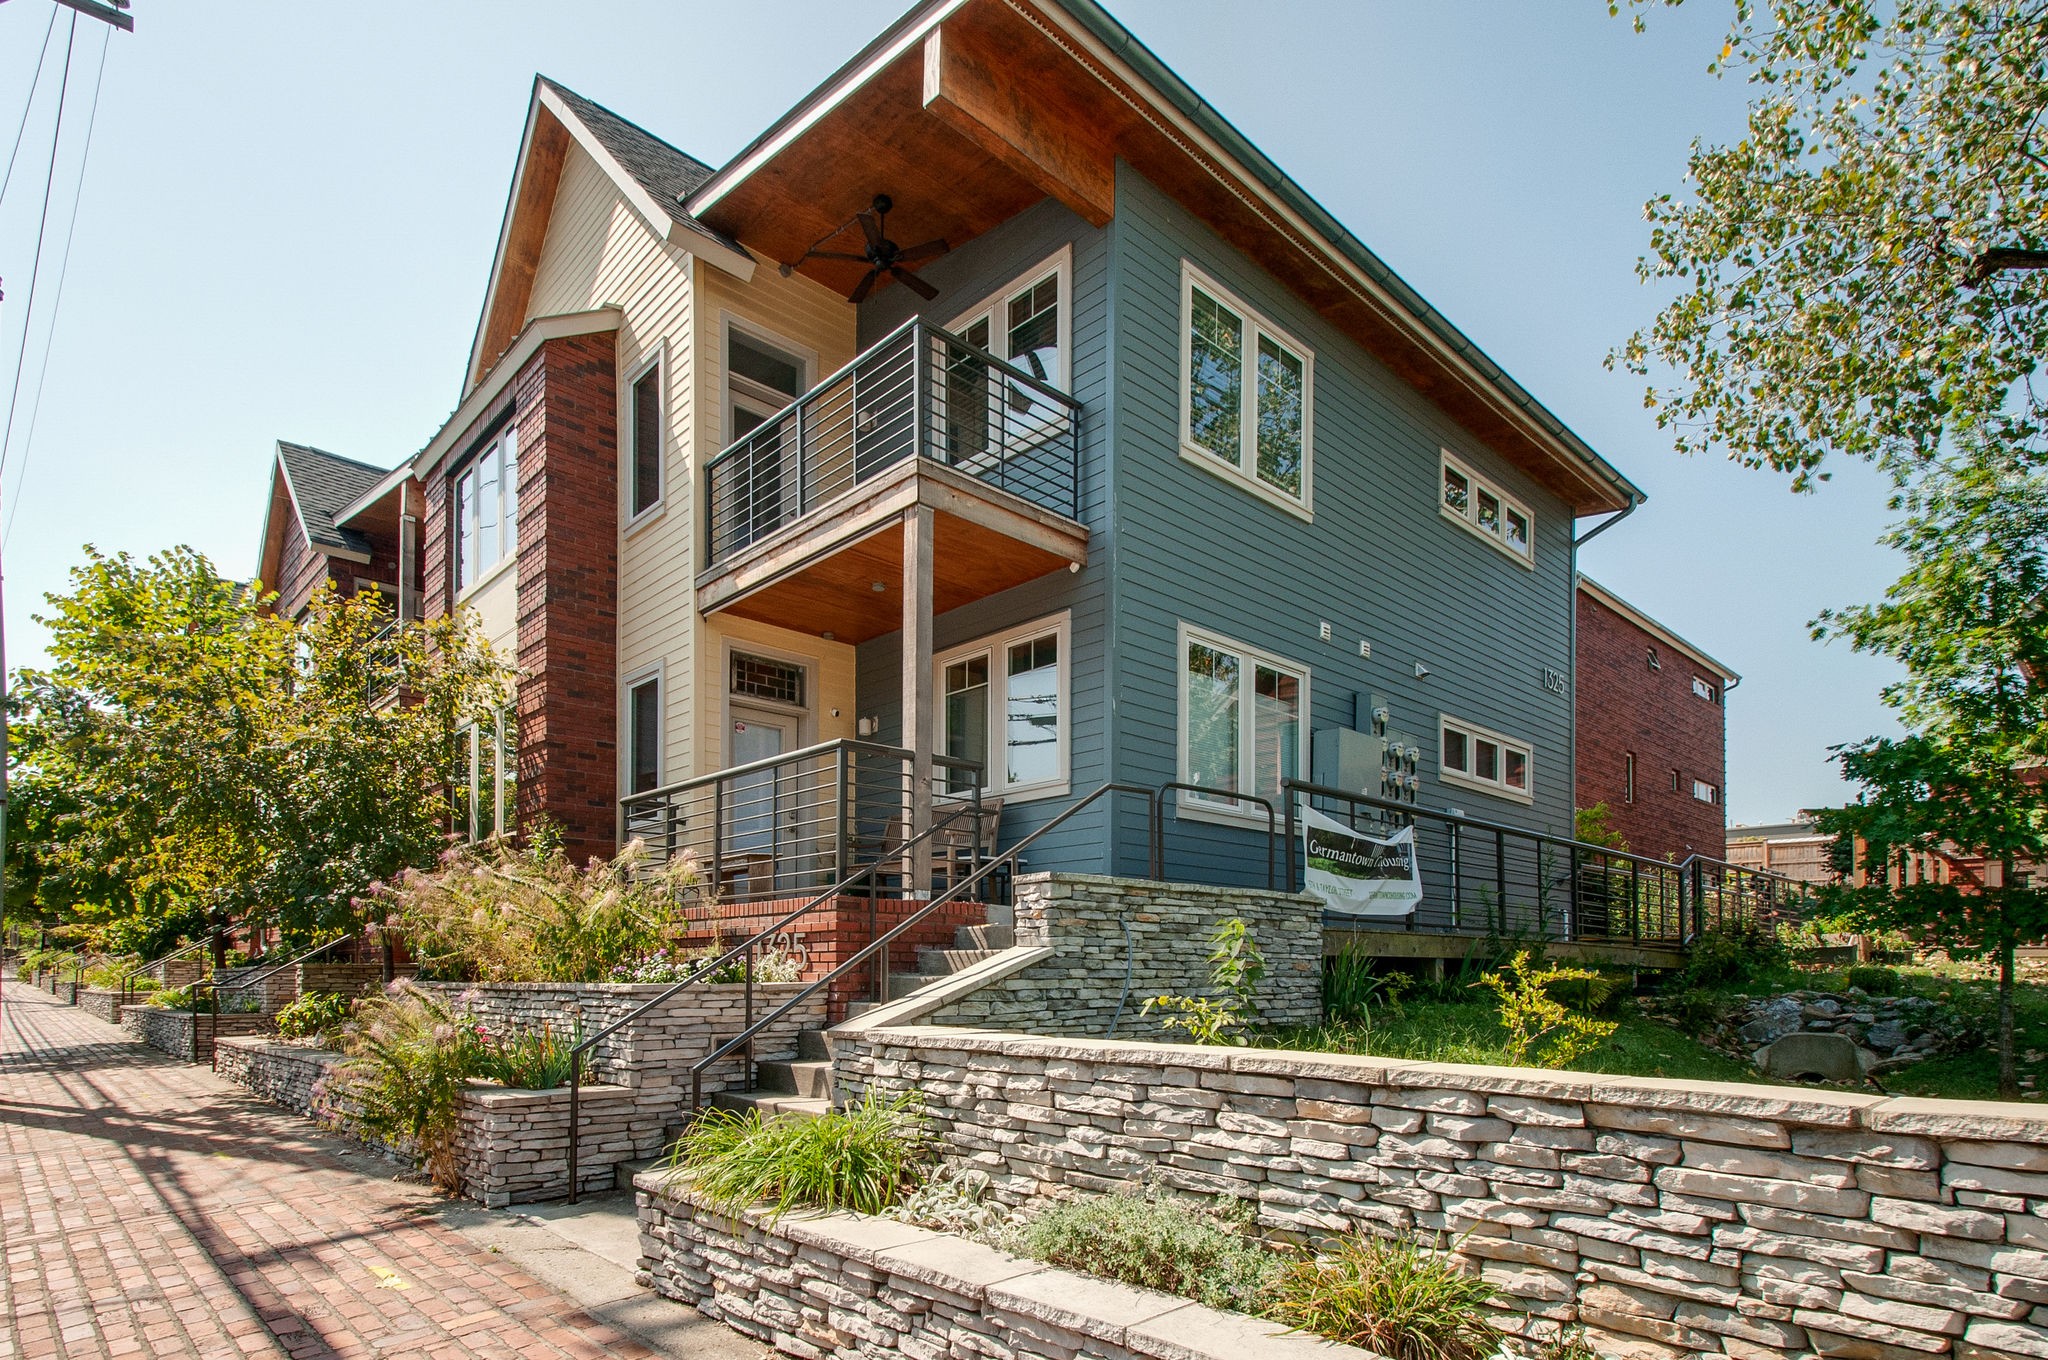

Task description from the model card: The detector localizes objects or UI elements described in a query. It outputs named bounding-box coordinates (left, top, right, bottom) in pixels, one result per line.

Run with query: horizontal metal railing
left=618, top=739, right=986, bottom=910
left=1282, top=780, right=1809, bottom=947
left=704, top=318, right=1082, bottom=565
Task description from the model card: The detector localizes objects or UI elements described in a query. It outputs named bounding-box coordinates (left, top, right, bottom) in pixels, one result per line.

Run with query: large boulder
left=1757, top=1031, right=1867, bottom=1084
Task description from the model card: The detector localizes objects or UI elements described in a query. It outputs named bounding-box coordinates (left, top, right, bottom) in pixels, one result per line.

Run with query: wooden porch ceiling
left=697, top=458, right=1089, bottom=644
left=691, top=0, right=1633, bottom=516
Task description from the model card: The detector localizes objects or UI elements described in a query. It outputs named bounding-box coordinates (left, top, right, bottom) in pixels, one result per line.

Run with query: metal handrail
left=618, top=737, right=922, bottom=811
left=563, top=795, right=991, bottom=1202
left=191, top=933, right=366, bottom=1065
left=679, top=781, right=1157, bottom=1115
left=1150, top=783, right=1277, bottom=889
left=113, top=932, right=233, bottom=1008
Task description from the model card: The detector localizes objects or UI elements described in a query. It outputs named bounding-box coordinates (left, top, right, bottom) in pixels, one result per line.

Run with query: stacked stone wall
left=208, top=964, right=298, bottom=1012
left=77, top=988, right=125, bottom=1026
left=123, top=1006, right=274, bottom=1061
left=637, top=1178, right=1373, bottom=1360
left=297, top=963, right=399, bottom=998
left=907, top=873, right=1320, bottom=1035
left=833, top=1025, right=2048, bottom=1359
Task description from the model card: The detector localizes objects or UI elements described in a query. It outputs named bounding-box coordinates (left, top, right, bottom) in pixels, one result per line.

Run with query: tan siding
left=690, top=263, right=859, bottom=773
left=458, top=564, right=519, bottom=656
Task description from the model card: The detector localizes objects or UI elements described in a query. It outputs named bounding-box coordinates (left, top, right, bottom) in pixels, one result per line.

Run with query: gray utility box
left=1311, top=726, right=1386, bottom=801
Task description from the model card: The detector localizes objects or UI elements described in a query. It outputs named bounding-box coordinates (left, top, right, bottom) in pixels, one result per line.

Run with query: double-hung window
left=1439, top=714, right=1532, bottom=803
left=457, top=707, right=515, bottom=841
left=628, top=359, right=663, bottom=522
left=1177, top=624, right=1307, bottom=820
left=455, top=428, right=518, bottom=593
left=1179, top=262, right=1313, bottom=516
left=935, top=613, right=1069, bottom=800
left=1440, top=452, right=1532, bottom=565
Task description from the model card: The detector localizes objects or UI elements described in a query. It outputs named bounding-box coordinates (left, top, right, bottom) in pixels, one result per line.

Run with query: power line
left=4, top=25, right=108, bottom=550
left=0, top=7, right=60, bottom=211
left=0, top=11, right=77, bottom=481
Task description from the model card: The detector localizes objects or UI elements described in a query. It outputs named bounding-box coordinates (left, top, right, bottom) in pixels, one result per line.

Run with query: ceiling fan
left=777, top=195, right=950, bottom=303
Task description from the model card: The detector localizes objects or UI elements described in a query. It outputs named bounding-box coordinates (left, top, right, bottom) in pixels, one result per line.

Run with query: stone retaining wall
left=906, top=874, right=1321, bottom=1036
left=832, top=1025, right=2048, bottom=1359
left=122, top=1005, right=274, bottom=1061
left=636, top=1176, right=1379, bottom=1360
left=215, top=1035, right=641, bottom=1205
left=77, top=987, right=125, bottom=1026
left=209, top=964, right=298, bottom=1012
left=297, top=963, right=398, bottom=997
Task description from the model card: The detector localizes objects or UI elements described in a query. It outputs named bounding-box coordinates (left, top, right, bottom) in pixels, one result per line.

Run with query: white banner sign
left=1301, top=807, right=1423, bottom=918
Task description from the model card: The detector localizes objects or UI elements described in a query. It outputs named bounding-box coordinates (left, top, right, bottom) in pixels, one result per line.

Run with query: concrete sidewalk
left=0, top=980, right=762, bottom=1360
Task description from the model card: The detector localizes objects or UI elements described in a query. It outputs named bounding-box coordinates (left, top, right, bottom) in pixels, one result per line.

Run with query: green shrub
left=476, top=1021, right=584, bottom=1090
left=884, top=1164, right=1013, bottom=1239
left=1481, top=951, right=1618, bottom=1069
left=1679, top=918, right=1789, bottom=989
left=1144, top=917, right=1266, bottom=1045
left=673, top=1091, right=925, bottom=1218
left=322, top=982, right=487, bottom=1190
left=1017, top=1190, right=1281, bottom=1315
left=1541, top=969, right=1626, bottom=1016
left=1324, top=942, right=1411, bottom=1026
left=83, top=954, right=143, bottom=989
left=1267, top=1234, right=1502, bottom=1360
left=1843, top=965, right=1902, bottom=995
left=275, top=992, right=353, bottom=1043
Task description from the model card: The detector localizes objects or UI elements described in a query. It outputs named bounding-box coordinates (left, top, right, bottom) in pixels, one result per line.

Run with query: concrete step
left=796, top=1028, right=830, bottom=1062
left=954, top=923, right=1014, bottom=951
left=886, top=971, right=938, bottom=1001
left=842, top=1000, right=877, bottom=1020
left=706, top=1090, right=831, bottom=1120
left=614, top=1156, right=664, bottom=1191
left=754, top=1059, right=833, bottom=1099
left=915, top=946, right=999, bottom=976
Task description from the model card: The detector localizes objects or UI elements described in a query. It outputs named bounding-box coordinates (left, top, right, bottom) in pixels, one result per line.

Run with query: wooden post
left=902, top=505, right=935, bottom=896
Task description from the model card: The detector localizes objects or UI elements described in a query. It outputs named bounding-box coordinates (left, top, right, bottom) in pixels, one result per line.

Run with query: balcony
left=698, top=319, right=1087, bottom=643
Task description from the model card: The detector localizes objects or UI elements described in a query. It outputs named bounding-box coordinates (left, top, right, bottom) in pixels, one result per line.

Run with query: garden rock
left=1865, top=1021, right=1909, bottom=1053
left=1758, top=1031, right=1867, bottom=1084
left=1683, top=988, right=1978, bottom=1079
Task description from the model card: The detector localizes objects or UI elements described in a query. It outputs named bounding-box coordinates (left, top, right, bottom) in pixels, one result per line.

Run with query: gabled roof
left=276, top=441, right=387, bottom=557
left=1578, top=575, right=1740, bottom=687
left=465, top=77, right=753, bottom=393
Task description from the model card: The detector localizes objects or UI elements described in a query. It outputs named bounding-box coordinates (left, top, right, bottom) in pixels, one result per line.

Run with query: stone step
left=614, top=1156, right=665, bottom=1191
left=954, top=923, right=1014, bottom=951
left=886, top=971, right=935, bottom=1001
left=915, top=947, right=999, bottom=976
left=842, top=1000, right=877, bottom=1020
left=706, top=1090, right=831, bottom=1120
left=754, top=1059, right=833, bottom=1099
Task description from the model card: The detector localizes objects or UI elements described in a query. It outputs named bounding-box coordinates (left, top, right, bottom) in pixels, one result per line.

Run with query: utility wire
left=0, top=6, right=59, bottom=211
left=0, top=11, right=77, bottom=481
left=4, top=26, right=107, bottom=549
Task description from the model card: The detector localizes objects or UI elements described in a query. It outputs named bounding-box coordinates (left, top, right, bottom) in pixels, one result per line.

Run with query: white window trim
left=947, top=245, right=1074, bottom=392
left=1438, top=450, right=1534, bottom=568
left=933, top=611, right=1071, bottom=802
left=1174, top=621, right=1310, bottom=828
left=721, top=314, right=816, bottom=451
left=622, top=662, right=665, bottom=796
left=1692, top=779, right=1720, bottom=805
left=454, top=427, right=519, bottom=601
left=1438, top=713, right=1534, bottom=805
left=720, top=639, right=817, bottom=766
left=623, top=344, right=668, bottom=535
left=460, top=705, right=514, bottom=842
left=1177, top=260, right=1315, bottom=522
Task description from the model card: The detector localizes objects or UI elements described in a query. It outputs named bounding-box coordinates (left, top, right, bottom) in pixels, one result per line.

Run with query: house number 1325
left=1541, top=668, right=1568, bottom=696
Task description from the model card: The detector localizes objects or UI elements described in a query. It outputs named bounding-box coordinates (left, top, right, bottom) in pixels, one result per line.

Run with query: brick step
left=914, top=947, right=999, bottom=976
left=706, top=1090, right=831, bottom=1120
left=754, top=1059, right=833, bottom=1099
left=953, top=923, right=1014, bottom=950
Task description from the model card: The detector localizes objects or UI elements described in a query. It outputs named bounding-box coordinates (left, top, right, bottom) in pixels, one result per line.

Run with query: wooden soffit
left=692, top=0, right=1634, bottom=516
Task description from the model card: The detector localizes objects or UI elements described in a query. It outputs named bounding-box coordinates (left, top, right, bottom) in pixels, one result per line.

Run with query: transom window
left=1440, top=714, right=1532, bottom=803
left=457, top=707, right=515, bottom=841
left=455, top=429, right=518, bottom=592
left=1178, top=624, right=1307, bottom=819
left=730, top=652, right=805, bottom=708
left=1179, top=262, right=1313, bottom=515
left=935, top=613, right=1069, bottom=799
left=1440, top=452, right=1532, bottom=565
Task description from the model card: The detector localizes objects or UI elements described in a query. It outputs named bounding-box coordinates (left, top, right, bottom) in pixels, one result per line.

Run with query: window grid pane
left=1252, top=664, right=1300, bottom=800
left=1186, top=641, right=1241, bottom=798
left=730, top=653, right=805, bottom=707
left=630, top=681, right=661, bottom=794
left=1443, top=728, right=1468, bottom=774
left=1004, top=634, right=1060, bottom=787
left=944, top=656, right=990, bottom=794
left=500, top=433, right=518, bottom=559
left=1255, top=336, right=1304, bottom=497
left=1187, top=288, right=1243, bottom=466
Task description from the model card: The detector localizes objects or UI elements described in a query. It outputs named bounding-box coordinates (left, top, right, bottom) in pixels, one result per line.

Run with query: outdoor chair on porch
left=873, top=798, right=1003, bottom=898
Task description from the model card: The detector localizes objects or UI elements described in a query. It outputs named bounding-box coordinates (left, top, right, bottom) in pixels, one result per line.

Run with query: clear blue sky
left=0, top=0, right=1905, bottom=827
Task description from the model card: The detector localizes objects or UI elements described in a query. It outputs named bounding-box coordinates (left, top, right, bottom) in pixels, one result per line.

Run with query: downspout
left=1572, top=495, right=1639, bottom=549
left=1567, top=495, right=1638, bottom=846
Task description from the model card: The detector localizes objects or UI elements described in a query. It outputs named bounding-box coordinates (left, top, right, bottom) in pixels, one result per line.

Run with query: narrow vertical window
left=1185, top=640, right=1241, bottom=799
left=628, top=677, right=662, bottom=794
left=1005, top=634, right=1060, bottom=788
left=498, top=431, right=518, bottom=557
left=943, top=655, right=990, bottom=794
left=1624, top=752, right=1636, bottom=804
left=456, top=466, right=477, bottom=590
left=631, top=365, right=662, bottom=518
left=1256, top=337, right=1304, bottom=497
left=1186, top=287, right=1243, bottom=466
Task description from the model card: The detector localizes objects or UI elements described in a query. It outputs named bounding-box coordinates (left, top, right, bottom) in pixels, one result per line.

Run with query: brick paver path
left=1, top=982, right=661, bottom=1359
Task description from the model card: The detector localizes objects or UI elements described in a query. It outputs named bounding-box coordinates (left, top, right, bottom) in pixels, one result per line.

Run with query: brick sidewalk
left=0, top=981, right=663, bottom=1359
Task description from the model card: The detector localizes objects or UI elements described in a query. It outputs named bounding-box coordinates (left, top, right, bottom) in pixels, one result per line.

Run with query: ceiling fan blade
left=856, top=210, right=885, bottom=253
left=892, top=266, right=940, bottom=301
left=847, top=267, right=884, bottom=304
left=803, top=249, right=872, bottom=263
left=893, top=239, right=950, bottom=265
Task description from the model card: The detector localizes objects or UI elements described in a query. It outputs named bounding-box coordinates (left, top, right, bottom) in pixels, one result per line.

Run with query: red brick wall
left=1575, top=589, right=1728, bottom=861
left=512, top=332, right=620, bottom=864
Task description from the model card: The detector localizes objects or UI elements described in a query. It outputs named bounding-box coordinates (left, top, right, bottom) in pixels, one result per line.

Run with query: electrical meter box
left=1311, top=726, right=1385, bottom=799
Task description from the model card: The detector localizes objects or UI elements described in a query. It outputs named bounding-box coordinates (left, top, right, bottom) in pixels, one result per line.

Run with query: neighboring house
left=1726, top=820, right=1837, bottom=885
left=254, top=440, right=422, bottom=622
left=1575, top=577, right=1738, bottom=862
left=263, top=0, right=1682, bottom=914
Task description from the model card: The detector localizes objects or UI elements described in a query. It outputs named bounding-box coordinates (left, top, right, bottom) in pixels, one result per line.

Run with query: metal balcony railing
left=705, top=318, right=1082, bottom=566
left=617, top=739, right=989, bottom=915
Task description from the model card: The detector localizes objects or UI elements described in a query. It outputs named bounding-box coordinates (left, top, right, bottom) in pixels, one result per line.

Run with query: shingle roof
left=276, top=441, right=387, bottom=557
left=537, top=77, right=743, bottom=258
